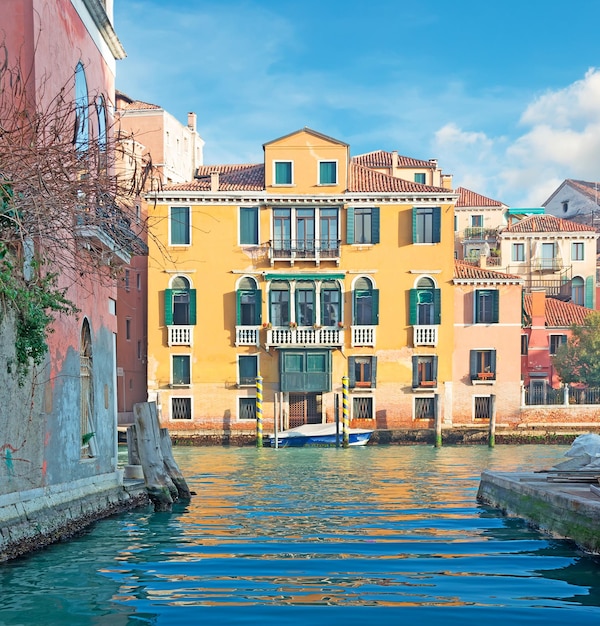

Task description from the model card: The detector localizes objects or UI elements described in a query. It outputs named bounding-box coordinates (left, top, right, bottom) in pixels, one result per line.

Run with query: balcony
left=351, top=325, right=376, bottom=347
left=462, top=227, right=499, bottom=241
left=266, top=326, right=343, bottom=348
left=269, top=239, right=341, bottom=266
left=413, top=325, right=438, bottom=346
left=532, top=257, right=564, bottom=273
left=235, top=326, right=260, bottom=346
left=168, top=325, right=194, bottom=346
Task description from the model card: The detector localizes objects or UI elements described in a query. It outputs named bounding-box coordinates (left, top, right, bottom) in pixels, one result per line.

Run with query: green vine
left=0, top=244, right=78, bottom=385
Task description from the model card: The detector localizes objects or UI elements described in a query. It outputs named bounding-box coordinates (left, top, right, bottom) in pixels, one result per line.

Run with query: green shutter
left=189, top=289, right=197, bottom=325
left=432, top=356, right=438, bottom=382
left=164, top=289, right=173, bottom=325
left=372, top=289, right=380, bottom=325
left=409, top=289, right=417, bottom=325
left=254, top=289, right=262, bottom=324
left=371, top=356, right=377, bottom=388
left=585, top=276, right=594, bottom=308
left=372, top=208, right=380, bottom=244
left=347, top=207, right=355, bottom=244
left=236, top=290, right=242, bottom=324
left=433, top=289, right=441, bottom=324
left=412, top=207, right=417, bottom=244
left=412, top=355, right=419, bottom=388
left=432, top=207, right=441, bottom=243
left=474, top=290, right=481, bottom=323
left=490, top=350, right=497, bottom=375
left=469, top=350, right=478, bottom=379
left=240, top=207, right=258, bottom=245
left=492, top=290, right=499, bottom=323
left=348, top=356, right=356, bottom=388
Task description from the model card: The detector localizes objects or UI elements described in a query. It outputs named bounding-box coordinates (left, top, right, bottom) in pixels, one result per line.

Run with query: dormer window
left=274, top=161, right=293, bottom=185
left=319, top=161, right=337, bottom=185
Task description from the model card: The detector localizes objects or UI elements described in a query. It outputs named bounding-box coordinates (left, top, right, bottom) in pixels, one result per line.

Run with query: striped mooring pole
left=342, top=375, right=349, bottom=448
left=256, top=375, right=263, bottom=448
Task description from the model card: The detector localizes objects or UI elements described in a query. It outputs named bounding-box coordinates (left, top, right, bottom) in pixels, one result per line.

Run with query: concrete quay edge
left=477, top=469, right=600, bottom=554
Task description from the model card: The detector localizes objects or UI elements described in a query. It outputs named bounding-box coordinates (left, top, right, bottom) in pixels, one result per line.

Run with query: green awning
left=506, top=208, right=545, bottom=215
left=264, top=273, right=345, bottom=281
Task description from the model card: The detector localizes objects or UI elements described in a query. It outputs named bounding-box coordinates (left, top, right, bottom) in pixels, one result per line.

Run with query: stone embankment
left=0, top=473, right=148, bottom=562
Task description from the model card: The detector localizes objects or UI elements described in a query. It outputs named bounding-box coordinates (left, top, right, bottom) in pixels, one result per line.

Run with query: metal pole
left=434, top=395, right=442, bottom=448
left=274, top=391, right=279, bottom=449
left=342, top=376, right=349, bottom=448
left=335, top=393, right=340, bottom=448
left=256, top=375, right=263, bottom=448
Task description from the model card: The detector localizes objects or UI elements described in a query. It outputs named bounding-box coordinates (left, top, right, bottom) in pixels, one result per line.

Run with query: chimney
left=210, top=171, right=219, bottom=192
left=187, top=112, right=197, bottom=132
left=429, top=158, right=438, bottom=168
left=441, top=173, right=453, bottom=189
left=391, top=150, right=398, bottom=172
left=479, top=252, right=487, bottom=269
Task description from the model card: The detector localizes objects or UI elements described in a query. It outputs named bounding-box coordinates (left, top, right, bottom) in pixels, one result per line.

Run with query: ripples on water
left=1, top=445, right=600, bottom=625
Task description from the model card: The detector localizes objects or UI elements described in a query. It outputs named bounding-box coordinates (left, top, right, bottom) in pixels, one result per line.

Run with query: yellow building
left=146, top=128, right=458, bottom=436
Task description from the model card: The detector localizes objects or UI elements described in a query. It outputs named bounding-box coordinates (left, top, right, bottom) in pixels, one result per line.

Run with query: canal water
left=1, top=445, right=600, bottom=625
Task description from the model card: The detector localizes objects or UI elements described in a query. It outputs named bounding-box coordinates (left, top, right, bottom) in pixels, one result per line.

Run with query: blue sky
left=114, top=0, right=600, bottom=207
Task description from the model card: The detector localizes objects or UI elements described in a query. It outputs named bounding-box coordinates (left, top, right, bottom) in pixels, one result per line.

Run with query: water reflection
left=1, top=445, right=600, bottom=625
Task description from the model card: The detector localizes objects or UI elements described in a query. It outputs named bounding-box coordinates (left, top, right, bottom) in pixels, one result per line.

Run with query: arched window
left=321, top=280, right=341, bottom=326
left=165, top=276, right=196, bottom=325
left=409, top=277, right=441, bottom=325
left=74, top=62, right=89, bottom=152
left=353, top=277, right=379, bottom=326
left=95, top=95, right=107, bottom=169
left=80, top=319, right=94, bottom=458
left=572, top=276, right=584, bottom=306
left=269, top=281, right=290, bottom=326
left=237, top=276, right=261, bottom=325
left=296, top=281, right=315, bottom=326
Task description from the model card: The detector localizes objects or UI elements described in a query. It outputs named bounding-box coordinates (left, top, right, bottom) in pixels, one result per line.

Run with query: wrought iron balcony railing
left=269, top=239, right=341, bottom=265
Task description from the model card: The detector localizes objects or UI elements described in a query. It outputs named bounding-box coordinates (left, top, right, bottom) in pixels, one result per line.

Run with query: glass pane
left=171, top=207, right=190, bottom=244
left=239, top=291, right=256, bottom=325
left=172, top=356, right=190, bottom=385
left=275, top=162, right=292, bottom=184
left=355, top=209, right=372, bottom=244
left=240, top=208, right=258, bottom=245
left=319, top=161, right=337, bottom=184
left=239, top=356, right=257, bottom=384
left=355, top=291, right=372, bottom=325
left=270, top=287, right=289, bottom=326
left=322, top=289, right=340, bottom=326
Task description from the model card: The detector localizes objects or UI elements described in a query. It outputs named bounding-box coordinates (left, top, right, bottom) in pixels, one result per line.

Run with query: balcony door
left=296, top=209, right=315, bottom=256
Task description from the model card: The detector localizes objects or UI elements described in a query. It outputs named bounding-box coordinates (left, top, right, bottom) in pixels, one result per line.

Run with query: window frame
left=170, top=396, right=192, bottom=420
left=549, top=334, right=567, bottom=355
left=238, top=396, right=257, bottom=420
left=318, top=160, right=338, bottom=185
left=470, top=349, right=497, bottom=382
left=414, top=396, right=436, bottom=419
left=352, top=395, right=375, bottom=419
left=474, top=289, right=499, bottom=324
left=512, top=243, right=525, bottom=262
left=347, top=207, right=380, bottom=245
left=413, top=207, right=441, bottom=244
left=412, top=355, right=438, bottom=388
left=352, top=277, right=379, bottom=326
left=238, top=354, right=259, bottom=386
left=571, top=242, right=584, bottom=262
left=348, top=356, right=377, bottom=389
left=274, top=160, right=293, bottom=185
left=414, top=172, right=426, bottom=184
left=239, top=206, right=259, bottom=245
left=521, top=334, right=529, bottom=356
left=171, top=354, right=191, bottom=386
left=169, top=206, right=191, bottom=246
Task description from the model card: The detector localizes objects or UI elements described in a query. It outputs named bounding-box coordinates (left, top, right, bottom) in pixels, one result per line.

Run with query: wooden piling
left=160, top=428, right=191, bottom=499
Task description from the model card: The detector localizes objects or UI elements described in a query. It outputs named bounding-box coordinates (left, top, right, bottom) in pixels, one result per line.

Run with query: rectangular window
left=319, top=161, right=337, bottom=185
left=413, top=207, right=441, bottom=244
left=273, top=208, right=291, bottom=253
left=125, top=318, right=131, bottom=340
left=549, top=334, right=567, bottom=355
left=471, top=215, right=483, bottom=228
left=414, top=173, right=426, bottom=184
left=512, top=243, right=525, bottom=262
left=124, top=269, right=130, bottom=291
left=414, top=396, right=435, bottom=419
left=470, top=349, right=496, bottom=381
left=352, top=396, right=374, bottom=419
left=322, top=288, right=340, bottom=326
left=521, top=334, right=528, bottom=356
left=239, top=207, right=259, bottom=245
left=239, top=397, right=257, bottom=420
left=347, top=207, right=380, bottom=244
left=349, top=356, right=377, bottom=388
left=572, top=242, right=584, bottom=261
left=136, top=273, right=141, bottom=291
left=169, top=206, right=191, bottom=245
left=137, top=340, right=142, bottom=360
left=172, top=355, right=191, bottom=385
left=238, top=355, right=258, bottom=386
left=274, top=161, right=293, bottom=185
left=475, top=290, right=499, bottom=324
left=412, top=355, right=438, bottom=388
left=474, top=396, right=493, bottom=419
left=171, top=397, right=192, bottom=419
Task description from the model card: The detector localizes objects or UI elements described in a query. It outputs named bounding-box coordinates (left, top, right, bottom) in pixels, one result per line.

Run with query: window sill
left=237, top=383, right=257, bottom=388
left=472, top=379, right=495, bottom=385
left=351, top=387, right=374, bottom=393
left=272, top=183, right=295, bottom=187
left=412, top=385, right=437, bottom=393
left=170, top=383, right=191, bottom=388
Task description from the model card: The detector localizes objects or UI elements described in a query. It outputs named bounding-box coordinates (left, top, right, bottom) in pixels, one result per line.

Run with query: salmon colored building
left=452, top=261, right=524, bottom=425
left=146, top=128, right=460, bottom=436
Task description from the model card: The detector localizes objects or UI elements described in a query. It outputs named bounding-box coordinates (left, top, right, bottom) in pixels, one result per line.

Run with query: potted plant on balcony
left=262, top=322, right=272, bottom=329
left=289, top=321, right=297, bottom=328
left=313, top=323, right=321, bottom=329
left=337, top=321, right=345, bottom=329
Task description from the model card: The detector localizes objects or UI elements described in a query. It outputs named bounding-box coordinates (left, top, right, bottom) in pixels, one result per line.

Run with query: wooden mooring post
left=132, top=401, right=191, bottom=511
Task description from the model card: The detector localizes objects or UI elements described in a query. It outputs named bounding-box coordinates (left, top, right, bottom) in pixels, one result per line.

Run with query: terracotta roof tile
left=523, top=294, right=594, bottom=327
left=348, top=163, right=449, bottom=193
left=453, top=260, right=522, bottom=281
left=352, top=150, right=433, bottom=169
left=120, top=99, right=162, bottom=111
left=455, top=187, right=505, bottom=208
left=165, top=164, right=264, bottom=192
left=504, top=214, right=596, bottom=233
